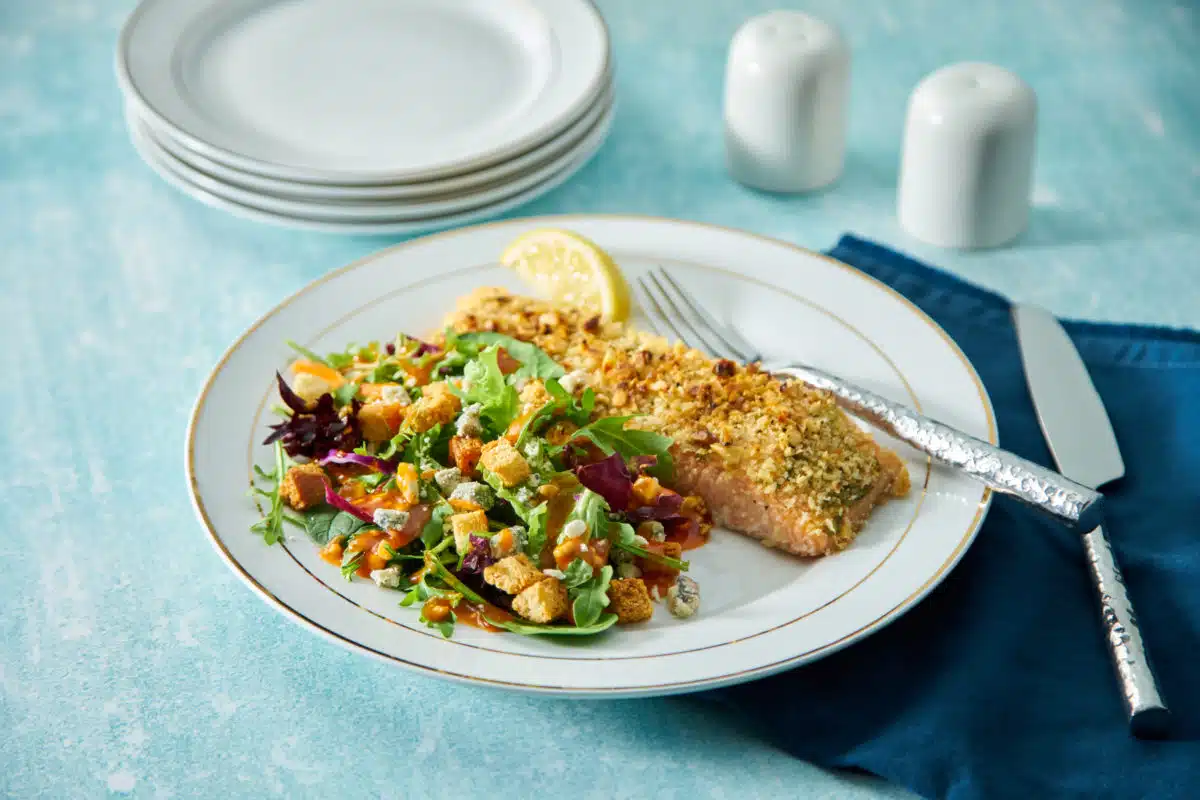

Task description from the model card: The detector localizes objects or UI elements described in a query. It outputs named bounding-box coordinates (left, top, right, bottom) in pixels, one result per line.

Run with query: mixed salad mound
left=252, top=331, right=710, bottom=638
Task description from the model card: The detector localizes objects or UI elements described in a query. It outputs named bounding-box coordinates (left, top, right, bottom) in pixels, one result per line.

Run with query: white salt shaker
left=724, top=11, right=850, bottom=193
left=897, top=63, right=1037, bottom=248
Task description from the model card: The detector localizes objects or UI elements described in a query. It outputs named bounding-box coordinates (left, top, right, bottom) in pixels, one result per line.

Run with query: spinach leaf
left=303, top=507, right=340, bottom=546
left=485, top=613, right=618, bottom=637
left=456, top=332, right=565, bottom=380
left=571, top=416, right=674, bottom=480
left=570, top=564, right=613, bottom=628
left=329, top=511, right=374, bottom=542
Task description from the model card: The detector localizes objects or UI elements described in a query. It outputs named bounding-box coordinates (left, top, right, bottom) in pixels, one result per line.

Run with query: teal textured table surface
left=1, top=1, right=1197, bottom=797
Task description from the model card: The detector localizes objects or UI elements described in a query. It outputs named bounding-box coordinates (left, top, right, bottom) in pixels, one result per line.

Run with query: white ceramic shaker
left=724, top=11, right=850, bottom=193
left=897, top=63, right=1038, bottom=248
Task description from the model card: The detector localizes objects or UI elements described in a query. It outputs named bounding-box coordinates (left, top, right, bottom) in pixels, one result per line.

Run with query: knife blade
left=1012, top=304, right=1169, bottom=737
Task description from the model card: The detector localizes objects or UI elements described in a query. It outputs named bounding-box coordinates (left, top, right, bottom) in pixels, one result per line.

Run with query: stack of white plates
left=115, top=0, right=612, bottom=234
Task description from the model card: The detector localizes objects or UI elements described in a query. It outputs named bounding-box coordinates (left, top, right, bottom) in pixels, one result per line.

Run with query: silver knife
left=1012, top=303, right=1169, bottom=737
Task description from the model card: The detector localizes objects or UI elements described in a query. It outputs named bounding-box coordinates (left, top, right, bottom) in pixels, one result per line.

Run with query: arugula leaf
left=570, top=564, right=612, bottom=628
left=455, top=332, right=565, bottom=380
left=422, top=611, right=456, bottom=639
left=544, top=379, right=595, bottom=425
left=485, top=613, right=618, bottom=636
left=421, top=501, right=455, bottom=548
left=422, top=553, right=488, bottom=605
left=340, top=550, right=363, bottom=581
left=400, top=574, right=456, bottom=607
left=480, top=467, right=535, bottom=519
left=562, top=558, right=594, bottom=589
left=325, top=351, right=356, bottom=370
left=460, top=346, right=520, bottom=431
left=250, top=441, right=291, bottom=545
left=366, top=361, right=402, bottom=384
left=571, top=416, right=674, bottom=480
left=564, top=488, right=610, bottom=542
left=303, top=507, right=340, bottom=546
left=404, top=424, right=447, bottom=471
left=613, top=540, right=690, bottom=571
left=524, top=502, right=549, bottom=560
left=286, top=340, right=330, bottom=366
left=332, top=381, right=359, bottom=406
left=516, top=378, right=597, bottom=449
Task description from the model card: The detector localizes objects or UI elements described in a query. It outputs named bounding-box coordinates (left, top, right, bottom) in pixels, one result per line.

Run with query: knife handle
left=1082, top=525, right=1170, bottom=737
left=779, top=365, right=1104, bottom=529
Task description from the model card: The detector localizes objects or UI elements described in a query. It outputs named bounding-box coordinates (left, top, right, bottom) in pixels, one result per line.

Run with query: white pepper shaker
left=723, top=11, right=850, bottom=193
left=897, top=63, right=1038, bottom=248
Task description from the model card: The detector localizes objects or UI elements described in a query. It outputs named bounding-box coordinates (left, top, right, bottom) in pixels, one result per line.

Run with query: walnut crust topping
left=442, top=288, right=903, bottom=532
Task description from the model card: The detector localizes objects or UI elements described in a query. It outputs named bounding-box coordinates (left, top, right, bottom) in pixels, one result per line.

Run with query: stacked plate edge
left=115, top=0, right=613, bottom=234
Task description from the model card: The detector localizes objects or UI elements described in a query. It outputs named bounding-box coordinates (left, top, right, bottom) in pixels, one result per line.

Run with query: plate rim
left=185, top=215, right=996, bottom=696
left=128, top=106, right=614, bottom=234
left=133, top=79, right=615, bottom=201
left=128, top=92, right=615, bottom=219
left=116, top=0, right=611, bottom=184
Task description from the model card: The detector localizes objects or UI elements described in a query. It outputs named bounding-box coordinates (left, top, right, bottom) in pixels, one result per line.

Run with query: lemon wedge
left=499, top=228, right=631, bottom=322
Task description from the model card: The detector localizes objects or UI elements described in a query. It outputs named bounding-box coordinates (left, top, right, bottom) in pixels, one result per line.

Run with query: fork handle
left=778, top=365, right=1104, bottom=529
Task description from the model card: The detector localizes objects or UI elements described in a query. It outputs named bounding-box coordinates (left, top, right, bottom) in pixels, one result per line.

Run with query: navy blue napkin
left=711, top=236, right=1200, bottom=799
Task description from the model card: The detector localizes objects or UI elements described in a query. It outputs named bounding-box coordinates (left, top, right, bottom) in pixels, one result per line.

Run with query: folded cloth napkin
left=709, top=236, right=1200, bottom=799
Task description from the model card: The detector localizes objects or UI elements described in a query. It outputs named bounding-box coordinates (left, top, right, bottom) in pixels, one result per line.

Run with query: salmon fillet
left=443, top=288, right=909, bottom=557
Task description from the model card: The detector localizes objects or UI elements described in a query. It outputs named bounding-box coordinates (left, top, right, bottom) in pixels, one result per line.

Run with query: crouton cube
left=449, top=510, right=489, bottom=555
left=480, top=439, right=531, bottom=487
left=291, top=372, right=333, bottom=405
left=543, top=420, right=579, bottom=446
left=406, top=390, right=460, bottom=433
left=512, top=578, right=568, bottom=623
left=607, top=578, right=654, bottom=624
left=358, top=401, right=405, bottom=442
left=449, top=436, right=483, bottom=477
left=519, top=380, right=550, bottom=411
left=482, top=554, right=545, bottom=595
left=280, top=463, right=327, bottom=510
left=422, top=381, right=457, bottom=400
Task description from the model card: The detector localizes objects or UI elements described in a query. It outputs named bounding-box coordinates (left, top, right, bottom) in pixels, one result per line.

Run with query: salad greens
left=253, top=323, right=710, bottom=639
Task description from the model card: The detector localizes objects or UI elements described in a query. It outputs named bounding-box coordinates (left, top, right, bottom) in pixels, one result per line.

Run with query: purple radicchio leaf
left=263, top=372, right=362, bottom=459
left=459, top=535, right=496, bottom=575
left=574, top=452, right=634, bottom=511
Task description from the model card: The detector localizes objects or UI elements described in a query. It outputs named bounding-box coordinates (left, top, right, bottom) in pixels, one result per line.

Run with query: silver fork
left=635, top=266, right=1105, bottom=530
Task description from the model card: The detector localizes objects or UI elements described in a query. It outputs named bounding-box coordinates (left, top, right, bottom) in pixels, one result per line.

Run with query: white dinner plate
left=187, top=217, right=996, bottom=696
left=117, top=0, right=608, bottom=184
left=136, top=80, right=614, bottom=202
left=128, top=93, right=614, bottom=220
left=128, top=104, right=613, bottom=234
